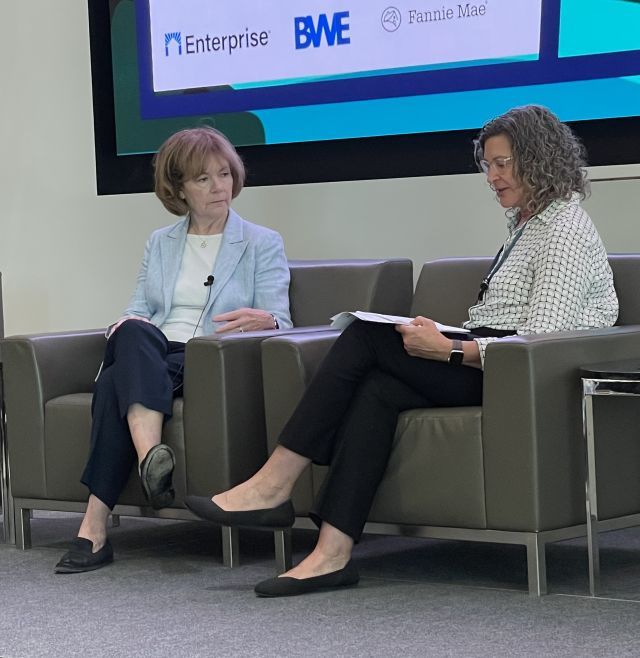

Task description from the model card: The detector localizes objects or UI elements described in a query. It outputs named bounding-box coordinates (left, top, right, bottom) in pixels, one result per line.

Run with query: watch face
left=449, top=351, right=464, bottom=366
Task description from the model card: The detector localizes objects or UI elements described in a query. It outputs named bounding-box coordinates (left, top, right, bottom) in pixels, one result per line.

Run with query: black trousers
left=279, top=321, right=485, bottom=541
left=81, top=320, right=185, bottom=510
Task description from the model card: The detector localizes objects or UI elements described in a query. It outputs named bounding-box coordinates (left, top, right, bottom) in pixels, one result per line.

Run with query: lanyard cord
left=477, top=223, right=527, bottom=302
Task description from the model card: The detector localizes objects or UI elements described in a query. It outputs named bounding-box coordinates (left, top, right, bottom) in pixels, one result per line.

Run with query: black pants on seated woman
left=281, top=321, right=484, bottom=539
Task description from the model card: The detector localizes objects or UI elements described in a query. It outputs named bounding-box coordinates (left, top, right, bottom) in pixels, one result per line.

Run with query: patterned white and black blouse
left=464, top=194, right=619, bottom=365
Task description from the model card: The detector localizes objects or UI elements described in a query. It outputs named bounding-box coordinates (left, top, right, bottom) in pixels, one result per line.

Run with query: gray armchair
left=260, top=255, right=640, bottom=595
left=1, top=258, right=413, bottom=562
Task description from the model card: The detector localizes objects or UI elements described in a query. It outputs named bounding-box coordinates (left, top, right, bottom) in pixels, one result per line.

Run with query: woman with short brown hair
left=55, top=126, right=291, bottom=574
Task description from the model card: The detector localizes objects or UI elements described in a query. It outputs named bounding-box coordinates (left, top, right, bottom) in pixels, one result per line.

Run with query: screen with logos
left=90, top=0, right=640, bottom=194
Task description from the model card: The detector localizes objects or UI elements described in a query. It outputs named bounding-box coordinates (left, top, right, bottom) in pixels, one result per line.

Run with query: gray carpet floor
left=1, top=511, right=639, bottom=657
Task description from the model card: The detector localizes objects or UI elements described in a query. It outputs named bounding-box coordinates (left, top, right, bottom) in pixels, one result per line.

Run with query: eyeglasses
left=479, top=156, right=513, bottom=175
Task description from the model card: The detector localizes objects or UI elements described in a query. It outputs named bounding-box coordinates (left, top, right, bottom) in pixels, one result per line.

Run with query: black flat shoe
left=254, top=561, right=359, bottom=597
left=54, top=538, right=114, bottom=574
left=140, top=444, right=175, bottom=510
left=184, top=495, right=295, bottom=529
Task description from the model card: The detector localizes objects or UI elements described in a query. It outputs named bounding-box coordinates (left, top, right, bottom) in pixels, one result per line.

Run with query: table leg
left=583, top=387, right=600, bottom=596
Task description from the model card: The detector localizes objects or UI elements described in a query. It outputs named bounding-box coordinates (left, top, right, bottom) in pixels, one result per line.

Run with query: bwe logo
left=165, top=32, right=182, bottom=56
left=294, top=11, right=351, bottom=49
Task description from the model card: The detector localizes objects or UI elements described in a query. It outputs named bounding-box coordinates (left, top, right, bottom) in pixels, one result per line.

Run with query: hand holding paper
left=395, top=316, right=454, bottom=361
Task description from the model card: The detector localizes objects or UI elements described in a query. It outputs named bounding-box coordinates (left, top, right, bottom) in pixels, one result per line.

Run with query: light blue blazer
left=123, top=209, right=292, bottom=335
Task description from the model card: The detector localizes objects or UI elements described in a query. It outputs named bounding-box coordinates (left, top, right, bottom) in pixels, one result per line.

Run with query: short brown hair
left=153, top=126, right=246, bottom=216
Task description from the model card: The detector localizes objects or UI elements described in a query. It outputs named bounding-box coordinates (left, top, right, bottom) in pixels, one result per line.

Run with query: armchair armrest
left=182, top=326, right=339, bottom=495
left=2, top=330, right=106, bottom=402
left=481, top=325, right=640, bottom=532
left=1, top=329, right=106, bottom=498
left=260, top=331, right=341, bottom=452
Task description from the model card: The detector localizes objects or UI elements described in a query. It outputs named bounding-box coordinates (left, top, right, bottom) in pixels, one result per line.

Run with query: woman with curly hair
left=186, top=105, right=618, bottom=597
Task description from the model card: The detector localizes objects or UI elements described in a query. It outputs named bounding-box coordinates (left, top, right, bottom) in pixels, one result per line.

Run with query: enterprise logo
left=164, top=27, right=270, bottom=57
left=165, top=32, right=182, bottom=56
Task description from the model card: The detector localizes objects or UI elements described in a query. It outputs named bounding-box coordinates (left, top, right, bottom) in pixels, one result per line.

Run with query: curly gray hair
left=474, top=105, right=589, bottom=217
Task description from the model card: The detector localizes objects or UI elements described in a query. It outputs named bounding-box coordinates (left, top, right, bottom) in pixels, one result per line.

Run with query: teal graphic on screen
left=559, top=0, right=640, bottom=56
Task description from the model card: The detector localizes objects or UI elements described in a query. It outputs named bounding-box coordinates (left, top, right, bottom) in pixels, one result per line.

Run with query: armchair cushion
left=369, top=407, right=486, bottom=528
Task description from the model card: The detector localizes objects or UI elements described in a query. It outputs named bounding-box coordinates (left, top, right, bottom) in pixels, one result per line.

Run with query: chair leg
left=221, top=526, right=240, bottom=567
left=16, top=507, right=32, bottom=550
left=0, top=476, right=14, bottom=545
left=0, top=374, right=15, bottom=545
left=525, top=535, right=547, bottom=596
left=583, top=390, right=601, bottom=597
left=274, top=529, right=292, bottom=574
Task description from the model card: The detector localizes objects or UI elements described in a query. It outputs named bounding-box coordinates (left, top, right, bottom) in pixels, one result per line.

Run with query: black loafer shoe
left=140, top=444, right=175, bottom=510
left=54, top=538, right=114, bottom=574
left=254, top=561, right=359, bottom=597
left=184, top=495, right=295, bottom=529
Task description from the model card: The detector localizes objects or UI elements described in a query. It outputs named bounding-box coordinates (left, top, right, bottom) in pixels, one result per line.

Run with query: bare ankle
left=253, top=480, right=290, bottom=504
left=77, top=531, right=106, bottom=552
left=78, top=520, right=107, bottom=547
left=213, top=479, right=289, bottom=511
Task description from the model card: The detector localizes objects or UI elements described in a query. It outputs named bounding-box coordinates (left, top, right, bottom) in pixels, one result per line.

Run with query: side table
left=581, top=361, right=640, bottom=596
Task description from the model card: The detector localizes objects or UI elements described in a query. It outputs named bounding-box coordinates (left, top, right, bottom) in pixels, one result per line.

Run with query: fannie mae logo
left=294, top=11, right=351, bottom=49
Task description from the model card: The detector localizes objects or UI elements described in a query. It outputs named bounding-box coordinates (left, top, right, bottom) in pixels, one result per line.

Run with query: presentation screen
left=91, top=0, right=640, bottom=193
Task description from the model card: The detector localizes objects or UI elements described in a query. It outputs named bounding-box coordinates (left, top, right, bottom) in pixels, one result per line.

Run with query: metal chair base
left=273, top=518, right=638, bottom=597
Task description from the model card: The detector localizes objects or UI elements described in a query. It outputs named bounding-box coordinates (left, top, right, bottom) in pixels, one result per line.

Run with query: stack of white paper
left=330, top=311, right=468, bottom=334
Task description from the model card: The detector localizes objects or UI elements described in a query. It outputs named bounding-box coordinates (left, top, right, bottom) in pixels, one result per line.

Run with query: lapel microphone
left=197, top=275, right=215, bottom=330
left=172, top=274, right=215, bottom=392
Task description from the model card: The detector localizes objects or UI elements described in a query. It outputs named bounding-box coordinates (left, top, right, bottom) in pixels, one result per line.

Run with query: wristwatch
left=448, top=339, right=464, bottom=366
